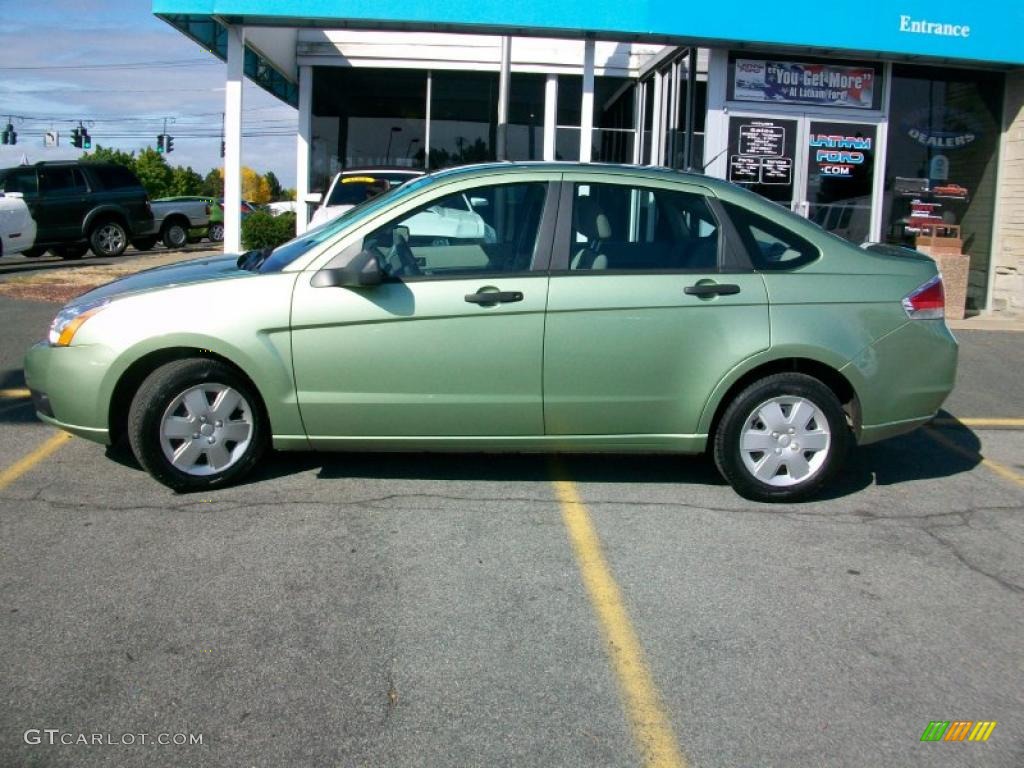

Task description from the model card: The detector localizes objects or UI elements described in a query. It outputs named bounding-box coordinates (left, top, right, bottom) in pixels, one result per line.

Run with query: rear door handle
left=684, top=282, right=741, bottom=297
left=464, top=290, right=524, bottom=305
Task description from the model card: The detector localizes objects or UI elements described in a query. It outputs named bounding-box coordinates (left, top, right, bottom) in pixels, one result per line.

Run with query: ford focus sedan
left=24, top=163, right=957, bottom=501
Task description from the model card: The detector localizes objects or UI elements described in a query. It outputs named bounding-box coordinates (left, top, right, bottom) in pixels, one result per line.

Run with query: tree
left=201, top=168, right=224, bottom=198
left=282, top=188, right=296, bottom=201
left=169, top=165, right=204, bottom=197
left=241, top=166, right=271, bottom=204
left=133, top=147, right=173, bottom=199
left=264, top=170, right=283, bottom=201
left=81, top=145, right=136, bottom=171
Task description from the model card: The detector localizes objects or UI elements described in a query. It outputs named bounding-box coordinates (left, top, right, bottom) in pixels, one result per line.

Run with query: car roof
left=417, top=161, right=722, bottom=188
left=340, top=167, right=422, bottom=176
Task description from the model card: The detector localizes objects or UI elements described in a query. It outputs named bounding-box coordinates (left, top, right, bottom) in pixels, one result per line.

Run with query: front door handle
left=464, top=290, right=524, bottom=306
left=684, top=282, right=741, bottom=297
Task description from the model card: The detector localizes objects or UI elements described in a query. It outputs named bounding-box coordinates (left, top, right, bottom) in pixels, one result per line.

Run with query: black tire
left=127, top=358, right=268, bottom=492
left=51, top=244, right=88, bottom=260
left=713, top=372, right=851, bottom=503
left=89, top=219, right=128, bottom=257
left=162, top=219, right=189, bottom=249
left=22, top=246, right=46, bottom=258
left=207, top=222, right=224, bottom=243
left=131, top=236, right=158, bottom=251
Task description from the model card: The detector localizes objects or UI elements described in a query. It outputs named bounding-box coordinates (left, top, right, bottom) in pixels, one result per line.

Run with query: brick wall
left=993, top=72, right=1024, bottom=315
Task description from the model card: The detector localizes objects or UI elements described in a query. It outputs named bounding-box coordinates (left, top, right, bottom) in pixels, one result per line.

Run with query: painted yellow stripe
left=552, top=468, right=687, bottom=768
left=932, top=417, right=1024, bottom=428
left=0, top=432, right=72, bottom=491
left=0, top=387, right=31, bottom=399
left=924, top=427, right=1024, bottom=490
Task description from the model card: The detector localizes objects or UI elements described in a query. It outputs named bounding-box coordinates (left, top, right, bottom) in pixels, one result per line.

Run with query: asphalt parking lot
left=0, top=252, right=1021, bottom=767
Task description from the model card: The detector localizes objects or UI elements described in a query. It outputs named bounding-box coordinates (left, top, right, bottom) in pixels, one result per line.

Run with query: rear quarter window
left=88, top=165, right=143, bottom=191
left=723, top=201, right=819, bottom=271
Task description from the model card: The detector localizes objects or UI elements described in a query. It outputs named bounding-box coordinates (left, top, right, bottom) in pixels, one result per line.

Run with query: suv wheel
left=128, top=358, right=268, bottom=492
left=89, top=220, right=128, bottom=257
left=162, top=220, right=189, bottom=249
left=713, top=373, right=850, bottom=503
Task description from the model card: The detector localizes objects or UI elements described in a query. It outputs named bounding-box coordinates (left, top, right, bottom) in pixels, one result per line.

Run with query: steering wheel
left=389, top=233, right=421, bottom=277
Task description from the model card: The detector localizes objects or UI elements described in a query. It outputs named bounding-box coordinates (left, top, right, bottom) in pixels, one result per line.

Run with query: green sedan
left=24, top=163, right=957, bottom=501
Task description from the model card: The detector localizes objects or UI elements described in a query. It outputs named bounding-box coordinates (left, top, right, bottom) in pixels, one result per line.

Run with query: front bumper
left=24, top=341, right=116, bottom=446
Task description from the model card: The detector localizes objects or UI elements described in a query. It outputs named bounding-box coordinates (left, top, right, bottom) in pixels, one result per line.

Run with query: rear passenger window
left=568, top=183, right=719, bottom=272
left=723, top=202, right=819, bottom=270
left=89, top=165, right=140, bottom=191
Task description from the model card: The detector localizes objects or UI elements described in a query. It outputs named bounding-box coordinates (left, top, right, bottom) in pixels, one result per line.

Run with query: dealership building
left=155, top=1, right=1024, bottom=315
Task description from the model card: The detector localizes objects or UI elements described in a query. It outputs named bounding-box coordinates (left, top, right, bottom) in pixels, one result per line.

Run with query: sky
left=0, top=0, right=299, bottom=185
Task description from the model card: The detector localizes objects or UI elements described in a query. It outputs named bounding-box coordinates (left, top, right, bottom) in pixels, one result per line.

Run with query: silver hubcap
left=159, top=384, right=253, bottom=476
left=97, top=224, right=125, bottom=253
left=740, top=396, right=831, bottom=487
left=168, top=225, right=185, bottom=246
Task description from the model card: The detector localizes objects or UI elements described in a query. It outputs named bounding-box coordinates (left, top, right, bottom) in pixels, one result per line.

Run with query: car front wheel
left=128, top=358, right=268, bottom=492
left=89, top=220, right=128, bottom=257
left=713, top=372, right=850, bottom=502
left=207, top=222, right=224, bottom=243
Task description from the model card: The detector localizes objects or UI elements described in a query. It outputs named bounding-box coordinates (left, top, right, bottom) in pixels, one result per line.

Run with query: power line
left=0, top=59, right=218, bottom=71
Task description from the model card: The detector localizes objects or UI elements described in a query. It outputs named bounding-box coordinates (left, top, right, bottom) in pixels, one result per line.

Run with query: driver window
left=361, top=182, right=547, bottom=279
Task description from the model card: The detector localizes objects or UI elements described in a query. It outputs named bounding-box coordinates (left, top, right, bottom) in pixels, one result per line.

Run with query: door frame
left=723, top=109, right=888, bottom=243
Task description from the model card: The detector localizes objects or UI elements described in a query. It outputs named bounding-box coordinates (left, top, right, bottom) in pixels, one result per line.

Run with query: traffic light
left=156, top=133, right=165, bottom=153
left=165, top=135, right=174, bottom=154
left=81, top=127, right=91, bottom=149
left=70, top=127, right=82, bottom=149
left=1, top=122, right=15, bottom=146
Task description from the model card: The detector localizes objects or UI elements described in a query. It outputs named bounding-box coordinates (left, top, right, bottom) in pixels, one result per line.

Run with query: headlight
left=48, top=299, right=109, bottom=346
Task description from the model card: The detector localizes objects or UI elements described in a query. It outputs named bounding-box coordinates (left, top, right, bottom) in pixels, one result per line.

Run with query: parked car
left=0, top=191, right=38, bottom=257
left=25, top=162, right=958, bottom=500
left=308, top=168, right=423, bottom=227
left=150, top=196, right=213, bottom=249
left=0, top=161, right=155, bottom=259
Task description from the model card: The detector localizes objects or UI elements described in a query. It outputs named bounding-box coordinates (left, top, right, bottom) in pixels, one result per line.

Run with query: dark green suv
left=0, top=161, right=156, bottom=259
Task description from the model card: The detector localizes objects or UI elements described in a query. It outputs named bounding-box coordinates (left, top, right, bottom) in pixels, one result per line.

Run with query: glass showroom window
left=883, top=65, right=1004, bottom=310
left=508, top=73, right=546, bottom=161
left=429, top=71, right=499, bottom=168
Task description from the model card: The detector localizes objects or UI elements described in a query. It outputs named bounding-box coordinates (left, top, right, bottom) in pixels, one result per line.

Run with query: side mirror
left=469, top=196, right=489, bottom=208
left=311, top=250, right=383, bottom=288
left=303, top=192, right=323, bottom=206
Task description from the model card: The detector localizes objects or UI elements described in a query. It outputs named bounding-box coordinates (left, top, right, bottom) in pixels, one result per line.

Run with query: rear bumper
left=843, top=319, right=958, bottom=445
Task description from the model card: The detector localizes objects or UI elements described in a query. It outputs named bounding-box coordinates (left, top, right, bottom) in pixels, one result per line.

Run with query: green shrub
left=241, top=211, right=297, bottom=251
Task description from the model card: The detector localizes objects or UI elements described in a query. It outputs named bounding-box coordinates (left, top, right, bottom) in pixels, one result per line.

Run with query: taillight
left=902, top=274, right=944, bottom=320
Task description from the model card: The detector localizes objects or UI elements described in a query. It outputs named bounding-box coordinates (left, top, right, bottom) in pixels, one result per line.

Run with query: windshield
left=258, top=174, right=435, bottom=273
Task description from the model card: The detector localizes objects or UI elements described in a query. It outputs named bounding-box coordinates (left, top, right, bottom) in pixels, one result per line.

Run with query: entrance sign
left=732, top=60, right=876, bottom=109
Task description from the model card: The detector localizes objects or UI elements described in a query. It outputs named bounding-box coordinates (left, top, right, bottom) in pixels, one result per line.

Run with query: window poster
left=732, top=59, right=876, bottom=109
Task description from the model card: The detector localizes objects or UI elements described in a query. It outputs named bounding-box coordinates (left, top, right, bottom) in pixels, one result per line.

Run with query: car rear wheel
left=128, top=358, right=268, bottom=492
left=162, top=220, right=188, bottom=249
left=89, top=220, right=128, bottom=257
left=207, top=222, right=224, bottom=243
left=713, top=372, right=850, bottom=502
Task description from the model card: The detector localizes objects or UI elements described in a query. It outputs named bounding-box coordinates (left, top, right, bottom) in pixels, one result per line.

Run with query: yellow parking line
left=924, top=427, right=1024, bottom=490
left=0, top=432, right=73, bottom=492
left=552, top=466, right=688, bottom=768
left=0, top=387, right=31, bottom=399
left=932, top=417, right=1024, bottom=428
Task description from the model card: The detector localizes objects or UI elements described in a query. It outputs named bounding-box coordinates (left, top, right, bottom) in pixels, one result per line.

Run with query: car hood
left=71, top=254, right=250, bottom=307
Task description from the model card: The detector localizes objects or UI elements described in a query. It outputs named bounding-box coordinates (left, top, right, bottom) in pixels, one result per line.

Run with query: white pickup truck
left=149, top=197, right=213, bottom=249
